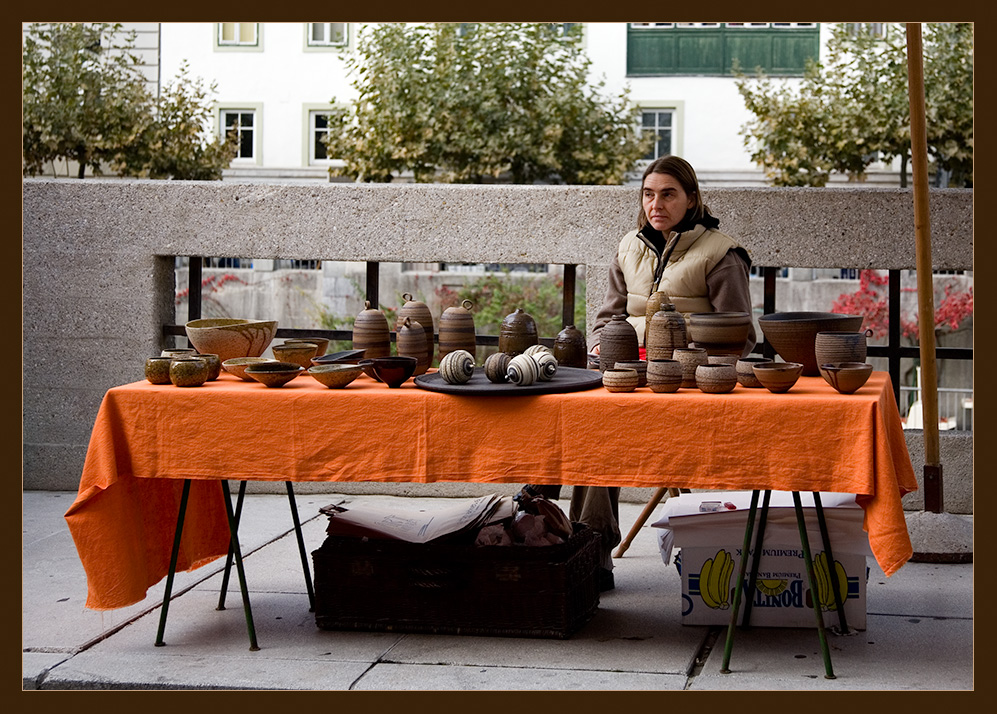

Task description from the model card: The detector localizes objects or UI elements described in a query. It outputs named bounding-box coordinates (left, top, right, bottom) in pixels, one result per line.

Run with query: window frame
left=303, top=104, right=343, bottom=167
left=636, top=102, right=684, bottom=164
left=304, top=22, right=349, bottom=50
left=215, top=23, right=263, bottom=51
left=218, top=105, right=263, bottom=165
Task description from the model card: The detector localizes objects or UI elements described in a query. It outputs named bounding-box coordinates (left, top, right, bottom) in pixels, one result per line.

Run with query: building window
left=627, top=22, right=820, bottom=76
left=845, top=22, right=887, bottom=39
left=222, top=110, right=256, bottom=160
left=641, top=110, right=673, bottom=160
left=310, top=111, right=332, bottom=163
left=307, top=22, right=348, bottom=47
left=218, top=23, right=259, bottom=47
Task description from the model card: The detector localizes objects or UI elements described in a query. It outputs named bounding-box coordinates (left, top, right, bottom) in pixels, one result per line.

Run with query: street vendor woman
left=525, top=155, right=756, bottom=592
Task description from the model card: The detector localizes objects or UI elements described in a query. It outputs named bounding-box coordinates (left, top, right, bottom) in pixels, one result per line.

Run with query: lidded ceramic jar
left=646, top=302, right=688, bottom=361
left=598, top=314, right=639, bottom=374
left=673, top=347, right=709, bottom=389
left=352, top=301, right=391, bottom=359
left=498, top=308, right=539, bottom=356
left=553, top=324, right=587, bottom=368
left=397, top=292, right=435, bottom=366
left=396, top=316, right=431, bottom=375
left=438, top=299, right=477, bottom=364
left=169, top=356, right=209, bottom=387
left=644, top=291, right=671, bottom=346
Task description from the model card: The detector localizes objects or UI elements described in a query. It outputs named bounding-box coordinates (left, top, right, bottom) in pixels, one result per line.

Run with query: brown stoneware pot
left=498, top=308, right=539, bottom=355
left=688, top=312, right=752, bottom=357
left=169, top=356, right=210, bottom=387
left=646, top=302, right=688, bottom=361
left=397, top=292, right=435, bottom=366
left=145, top=356, right=173, bottom=384
left=396, top=316, right=431, bottom=375
left=244, top=361, right=304, bottom=388
left=438, top=299, right=477, bottom=364
left=815, top=330, right=870, bottom=367
left=272, top=341, right=318, bottom=370
left=752, top=361, right=804, bottom=394
left=553, top=325, right=588, bottom=368
left=695, top=363, right=737, bottom=394
left=646, top=358, right=682, bottom=393
left=819, top=361, right=874, bottom=394
left=644, top=291, right=671, bottom=346
left=598, top=314, right=639, bottom=374
left=602, top=368, right=639, bottom=393
left=352, top=301, right=391, bottom=359
left=735, top=357, right=772, bottom=388
left=758, top=312, right=863, bottom=376
left=673, top=347, right=709, bottom=389
left=614, top=359, right=647, bottom=388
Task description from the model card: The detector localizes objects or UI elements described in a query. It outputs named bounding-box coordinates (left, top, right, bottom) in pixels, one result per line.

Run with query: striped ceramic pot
left=484, top=352, right=513, bottom=383
left=507, top=353, right=540, bottom=386
left=396, top=316, right=431, bottom=375
left=439, top=349, right=475, bottom=384
left=646, top=358, right=682, bottom=393
left=534, top=351, right=558, bottom=381
left=352, top=301, right=391, bottom=359
left=602, top=368, right=639, bottom=393
left=438, top=299, right=477, bottom=364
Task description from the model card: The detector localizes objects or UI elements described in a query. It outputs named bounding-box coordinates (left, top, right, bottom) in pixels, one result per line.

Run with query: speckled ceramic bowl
left=272, top=341, right=319, bottom=369
left=283, top=337, right=330, bottom=357
left=169, top=356, right=210, bottom=387
left=222, top=357, right=276, bottom=382
left=308, top=363, right=364, bottom=389
left=185, top=318, right=278, bottom=364
left=244, top=361, right=303, bottom=388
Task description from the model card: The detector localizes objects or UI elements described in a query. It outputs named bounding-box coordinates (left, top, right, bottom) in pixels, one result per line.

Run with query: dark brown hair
left=637, top=155, right=707, bottom=231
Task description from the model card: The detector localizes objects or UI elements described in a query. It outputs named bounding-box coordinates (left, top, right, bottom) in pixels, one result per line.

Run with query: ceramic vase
left=646, top=358, right=682, bottom=393
left=646, top=302, right=688, bottom=361
left=602, top=368, right=639, bottom=393
left=498, top=308, right=539, bottom=355
left=696, top=363, right=737, bottom=394
left=438, top=299, right=477, bottom=364
left=396, top=316, right=431, bottom=375
left=598, top=314, right=639, bottom=374
left=553, top=325, right=588, bottom=368
left=673, top=347, right=709, bottom=389
left=352, top=301, right=391, bottom=359
left=397, top=292, right=436, bottom=365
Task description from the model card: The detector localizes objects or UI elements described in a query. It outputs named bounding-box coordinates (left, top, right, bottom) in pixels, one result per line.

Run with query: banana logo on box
left=696, top=548, right=734, bottom=610
left=813, top=551, right=849, bottom=611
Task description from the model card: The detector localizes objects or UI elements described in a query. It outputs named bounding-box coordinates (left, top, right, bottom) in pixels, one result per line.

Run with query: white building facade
left=158, top=21, right=902, bottom=187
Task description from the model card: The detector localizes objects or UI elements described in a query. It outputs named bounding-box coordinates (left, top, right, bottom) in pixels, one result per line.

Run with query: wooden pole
left=905, top=23, right=943, bottom=512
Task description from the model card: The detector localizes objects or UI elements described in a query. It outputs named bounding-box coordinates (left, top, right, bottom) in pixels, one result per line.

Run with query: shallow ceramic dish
left=308, top=363, right=364, bottom=389
left=244, top=361, right=304, bottom=388
left=367, top=356, right=418, bottom=388
left=757, top=312, right=863, bottom=376
left=312, top=349, right=367, bottom=367
left=222, top=357, right=276, bottom=381
left=185, top=318, right=278, bottom=364
left=819, top=361, right=873, bottom=394
left=751, top=361, right=804, bottom=394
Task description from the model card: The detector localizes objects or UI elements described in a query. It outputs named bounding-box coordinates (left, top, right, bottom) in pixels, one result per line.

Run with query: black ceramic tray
left=414, top=366, right=603, bottom=396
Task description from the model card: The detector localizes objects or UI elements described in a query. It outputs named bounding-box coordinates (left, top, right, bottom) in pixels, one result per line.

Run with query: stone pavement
left=22, top=490, right=973, bottom=691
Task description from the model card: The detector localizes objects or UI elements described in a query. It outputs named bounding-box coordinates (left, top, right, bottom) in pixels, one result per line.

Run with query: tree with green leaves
left=23, top=22, right=154, bottom=178
left=325, top=23, right=654, bottom=184
left=735, top=23, right=972, bottom=187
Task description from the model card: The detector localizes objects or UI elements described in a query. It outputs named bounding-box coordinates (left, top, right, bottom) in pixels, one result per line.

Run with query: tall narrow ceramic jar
left=352, top=301, right=391, bottom=359
left=396, top=317, right=431, bottom=375
left=598, top=314, right=639, bottom=374
left=646, top=302, right=688, bottom=361
left=397, top=292, right=435, bottom=366
left=644, top=291, right=670, bottom=347
left=438, top=299, right=477, bottom=364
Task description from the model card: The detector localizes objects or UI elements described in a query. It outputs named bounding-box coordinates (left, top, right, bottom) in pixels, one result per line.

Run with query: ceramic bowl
left=695, top=363, right=737, bottom=394
left=185, top=318, right=278, bottom=364
left=614, top=359, right=648, bottom=387
left=311, top=349, right=367, bottom=367
left=282, top=337, right=330, bottom=357
left=735, top=357, right=773, bottom=388
left=814, top=331, right=869, bottom=367
left=244, top=361, right=304, bottom=388
left=688, top=312, right=752, bottom=356
left=308, top=363, right=364, bottom=389
left=272, top=341, right=319, bottom=369
left=145, top=356, right=173, bottom=384
left=602, top=368, right=639, bottom=393
left=169, top=356, right=209, bottom=387
left=222, top=357, right=276, bottom=381
left=646, top=359, right=682, bottom=393
left=196, top=353, right=222, bottom=381
left=819, top=361, right=874, bottom=394
left=366, top=356, right=418, bottom=388
left=751, top=361, right=804, bottom=394
left=357, top=358, right=382, bottom=382
left=757, top=312, right=863, bottom=376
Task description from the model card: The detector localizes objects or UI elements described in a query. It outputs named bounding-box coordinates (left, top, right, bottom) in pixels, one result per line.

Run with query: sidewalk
left=22, top=490, right=973, bottom=691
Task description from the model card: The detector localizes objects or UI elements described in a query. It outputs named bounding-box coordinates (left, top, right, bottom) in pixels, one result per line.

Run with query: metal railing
left=898, top=386, right=973, bottom=431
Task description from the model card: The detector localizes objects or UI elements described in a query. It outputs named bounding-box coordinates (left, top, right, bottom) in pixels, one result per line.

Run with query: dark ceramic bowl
left=244, top=361, right=304, bottom=388
left=312, top=349, right=367, bottom=367
left=757, top=312, right=864, bottom=376
left=751, top=361, right=804, bottom=394
left=819, top=361, right=873, bottom=394
left=366, top=356, right=418, bottom=388
left=357, top=358, right=381, bottom=382
left=688, top=312, right=752, bottom=356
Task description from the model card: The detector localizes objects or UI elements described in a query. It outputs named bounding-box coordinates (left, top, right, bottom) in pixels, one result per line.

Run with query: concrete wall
left=22, top=180, right=973, bottom=512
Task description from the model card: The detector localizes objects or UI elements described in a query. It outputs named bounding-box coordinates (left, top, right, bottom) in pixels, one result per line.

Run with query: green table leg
left=285, top=481, right=315, bottom=612
left=812, top=492, right=850, bottom=634
left=720, top=489, right=760, bottom=674
left=741, top=490, right=772, bottom=628
left=793, top=491, right=836, bottom=679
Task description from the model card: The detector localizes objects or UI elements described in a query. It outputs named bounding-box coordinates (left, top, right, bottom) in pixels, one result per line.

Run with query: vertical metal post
left=561, top=264, right=577, bottom=329
left=217, top=480, right=248, bottom=611
left=285, top=481, right=315, bottom=612
left=741, top=490, right=772, bottom=627
left=188, top=256, right=203, bottom=323
left=812, top=492, right=849, bottom=634
left=889, top=269, right=902, bottom=407
left=761, top=267, right=777, bottom=358
left=220, top=480, right=259, bottom=651
left=365, top=261, right=380, bottom=308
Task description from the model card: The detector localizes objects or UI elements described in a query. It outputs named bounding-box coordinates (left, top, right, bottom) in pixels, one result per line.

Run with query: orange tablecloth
left=66, top=370, right=918, bottom=610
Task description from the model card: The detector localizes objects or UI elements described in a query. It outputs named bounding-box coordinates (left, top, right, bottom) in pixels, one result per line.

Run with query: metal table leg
left=220, top=479, right=259, bottom=651
left=720, top=489, right=761, bottom=674
left=155, top=479, right=191, bottom=647
left=285, top=481, right=315, bottom=612
left=741, top=489, right=772, bottom=627
left=813, top=492, right=850, bottom=634
left=793, top=491, right=835, bottom=679
left=217, top=480, right=248, bottom=611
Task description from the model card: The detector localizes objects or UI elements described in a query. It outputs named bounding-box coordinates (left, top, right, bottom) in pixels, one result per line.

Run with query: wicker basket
left=312, top=524, right=601, bottom=639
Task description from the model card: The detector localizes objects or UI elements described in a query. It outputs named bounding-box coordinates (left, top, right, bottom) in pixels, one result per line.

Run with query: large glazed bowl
left=185, top=319, right=278, bottom=364
left=757, top=312, right=863, bottom=376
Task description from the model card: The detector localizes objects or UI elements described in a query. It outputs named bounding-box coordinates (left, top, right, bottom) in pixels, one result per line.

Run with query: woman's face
left=642, top=172, right=695, bottom=234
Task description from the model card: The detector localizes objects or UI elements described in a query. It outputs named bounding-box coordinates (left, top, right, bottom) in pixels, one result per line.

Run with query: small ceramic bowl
left=366, top=356, right=418, bottom=388
left=196, top=353, right=222, bottom=381
left=357, top=358, right=382, bottom=382
left=223, top=357, right=276, bottom=382
left=308, top=363, right=364, bottom=389
left=752, top=361, right=804, bottom=394
left=244, top=361, right=304, bottom=388
left=272, top=342, right=318, bottom=369
left=145, top=356, right=173, bottom=384
left=819, top=361, right=873, bottom=394
left=735, top=357, right=773, bottom=388
left=282, top=337, right=330, bottom=357
left=169, top=356, right=210, bottom=387
left=614, top=359, right=648, bottom=388
left=695, top=363, right=737, bottom=393
left=602, top=368, right=639, bottom=393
